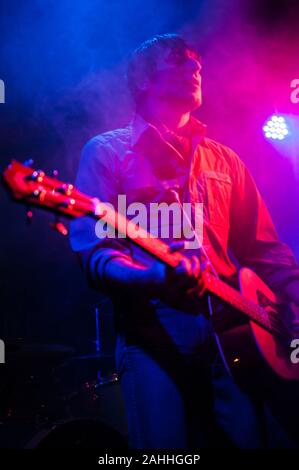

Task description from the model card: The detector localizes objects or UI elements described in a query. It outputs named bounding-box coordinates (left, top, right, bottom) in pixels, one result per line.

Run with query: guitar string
left=91, top=190, right=290, bottom=342
left=169, top=189, right=291, bottom=343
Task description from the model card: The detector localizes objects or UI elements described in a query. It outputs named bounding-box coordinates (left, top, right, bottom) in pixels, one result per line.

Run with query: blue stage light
left=263, top=115, right=289, bottom=140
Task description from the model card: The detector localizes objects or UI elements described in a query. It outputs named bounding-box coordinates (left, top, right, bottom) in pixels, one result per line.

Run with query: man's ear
left=134, top=65, right=153, bottom=92
left=137, top=76, right=151, bottom=92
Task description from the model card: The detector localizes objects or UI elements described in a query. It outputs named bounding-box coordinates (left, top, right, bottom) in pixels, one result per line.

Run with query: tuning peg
left=56, top=183, right=74, bottom=195
left=50, top=217, right=68, bottom=236
left=23, top=158, right=34, bottom=167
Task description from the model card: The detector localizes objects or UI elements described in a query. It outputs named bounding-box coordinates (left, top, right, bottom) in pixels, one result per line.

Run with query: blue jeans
left=115, top=306, right=295, bottom=449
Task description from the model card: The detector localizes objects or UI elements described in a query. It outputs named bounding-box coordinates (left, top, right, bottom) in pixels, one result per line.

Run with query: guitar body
left=210, top=268, right=299, bottom=444
left=211, top=267, right=299, bottom=389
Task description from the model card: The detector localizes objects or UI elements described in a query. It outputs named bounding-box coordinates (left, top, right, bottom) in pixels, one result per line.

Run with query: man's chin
left=182, top=95, right=202, bottom=112
left=163, top=93, right=202, bottom=111
left=190, top=97, right=202, bottom=111
left=178, top=90, right=202, bottom=109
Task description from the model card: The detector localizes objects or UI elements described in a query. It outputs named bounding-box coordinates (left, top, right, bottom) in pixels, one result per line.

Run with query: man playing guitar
left=69, top=34, right=299, bottom=448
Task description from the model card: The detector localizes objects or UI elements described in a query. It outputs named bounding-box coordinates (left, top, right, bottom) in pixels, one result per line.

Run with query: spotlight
left=263, top=115, right=289, bottom=140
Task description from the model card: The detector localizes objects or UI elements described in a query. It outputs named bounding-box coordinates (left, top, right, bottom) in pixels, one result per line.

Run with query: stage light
left=263, top=115, right=289, bottom=140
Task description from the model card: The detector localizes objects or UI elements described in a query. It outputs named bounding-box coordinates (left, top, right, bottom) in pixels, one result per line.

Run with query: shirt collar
left=130, top=113, right=207, bottom=149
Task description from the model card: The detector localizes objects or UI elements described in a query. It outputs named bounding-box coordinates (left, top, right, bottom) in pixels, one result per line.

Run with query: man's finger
left=191, top=255, right=201, bottom=280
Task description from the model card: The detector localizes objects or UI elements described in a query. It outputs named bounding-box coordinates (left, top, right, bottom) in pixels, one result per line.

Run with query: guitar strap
left=169, top=188, right=218, bottom=278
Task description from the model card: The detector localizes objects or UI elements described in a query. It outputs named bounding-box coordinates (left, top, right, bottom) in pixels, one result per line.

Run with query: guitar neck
left=91, top=200, right=272, bottom=332
left=3, top=160, right=272, bottom=333
left=202, top=272, right=272, bottom=332
left=92, top=199, right=184, bottom=268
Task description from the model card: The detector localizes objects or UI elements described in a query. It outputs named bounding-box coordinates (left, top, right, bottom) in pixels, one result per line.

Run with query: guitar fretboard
left=91, top=199, right=273, bottom=333
left=202, top=272, right=272, bottom=332
left=3, top=160, right=274, bottom=334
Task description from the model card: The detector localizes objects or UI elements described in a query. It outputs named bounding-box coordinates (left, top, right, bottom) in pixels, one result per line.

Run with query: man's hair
left=127, top=33, right=198, bottom=105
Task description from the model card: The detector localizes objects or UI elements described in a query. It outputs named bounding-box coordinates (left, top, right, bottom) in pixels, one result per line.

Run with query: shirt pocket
left=201, top=171, right=232, bottom=227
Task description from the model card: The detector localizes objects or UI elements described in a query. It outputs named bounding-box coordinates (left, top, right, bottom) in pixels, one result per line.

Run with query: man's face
left=146, top=45, right=202, bottom=111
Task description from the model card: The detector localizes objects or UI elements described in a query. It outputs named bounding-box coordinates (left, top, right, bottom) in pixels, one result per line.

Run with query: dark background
left=1, top=0, right=299, bottom=353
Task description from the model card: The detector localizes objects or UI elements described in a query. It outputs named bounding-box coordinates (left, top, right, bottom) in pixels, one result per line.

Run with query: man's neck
left=138, top=99, right=191, bottom=134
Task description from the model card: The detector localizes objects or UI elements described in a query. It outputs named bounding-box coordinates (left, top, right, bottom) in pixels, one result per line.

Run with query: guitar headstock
left=2, top=160, right=94, bottom=219
left=2, top=161, right=184, bottom=267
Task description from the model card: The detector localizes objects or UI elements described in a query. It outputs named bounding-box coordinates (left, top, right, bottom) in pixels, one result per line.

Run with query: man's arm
left=69, top=136, right=134, bottom=292
left=228, top=151, right=299, bottom=303
left=70, top=137, right=204, bottom=308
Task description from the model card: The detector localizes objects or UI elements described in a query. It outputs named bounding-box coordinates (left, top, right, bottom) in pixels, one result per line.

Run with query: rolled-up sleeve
left=69, top=136, right=133, bottom=292
left=228, top=150, right=299, bottom=293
